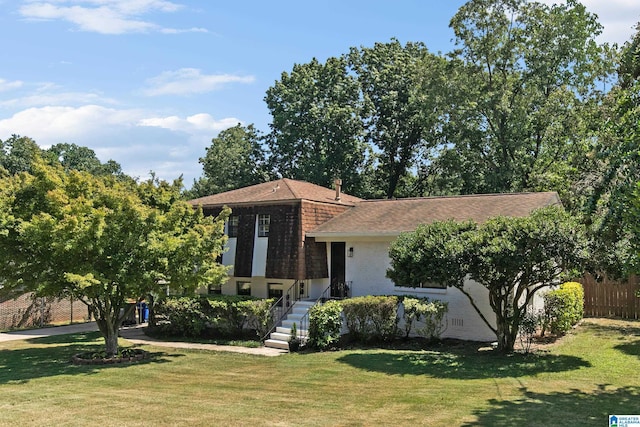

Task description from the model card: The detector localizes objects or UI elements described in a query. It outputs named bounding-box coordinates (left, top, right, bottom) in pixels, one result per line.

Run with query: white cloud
left=19, top=0, right=206, bottom=35
left=0, top=105, right=145, bottom=143
left=142, top=68, right=255, bottom=96
left=0, top=91, right=117, bottom=108
left=0, top=79, right=24, bottom=91
left=139, top=113, right=240, bottom=133
left=0, top=104, right=239, bottom=183
left=537, top=0, right=640, bottom=45
left=161, top=27, right=208, bottom=34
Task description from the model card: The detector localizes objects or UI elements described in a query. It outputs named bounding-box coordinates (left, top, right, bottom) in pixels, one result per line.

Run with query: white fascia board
left=307, top=231, right=400, bottom=242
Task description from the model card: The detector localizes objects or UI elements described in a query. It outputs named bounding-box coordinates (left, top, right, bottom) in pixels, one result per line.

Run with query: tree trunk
left=147, top=294, right=156, bottom=329
left=104, top=327, right=119, bottom=357
left=495, top=319, right=518, bottom=353
left=95, top=318, right=120, bottom=357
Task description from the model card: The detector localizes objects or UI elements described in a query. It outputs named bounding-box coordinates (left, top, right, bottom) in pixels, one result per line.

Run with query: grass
left=145, top=329, right=263, bottom=348
left=0, top=318, right=638, bottom=426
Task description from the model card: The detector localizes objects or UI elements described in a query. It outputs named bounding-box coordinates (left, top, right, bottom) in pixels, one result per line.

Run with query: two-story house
left=190, top=178, right=561, bottom=342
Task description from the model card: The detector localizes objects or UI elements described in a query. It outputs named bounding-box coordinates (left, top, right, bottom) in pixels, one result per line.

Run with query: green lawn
left=0, top=318, right=638, bottom=426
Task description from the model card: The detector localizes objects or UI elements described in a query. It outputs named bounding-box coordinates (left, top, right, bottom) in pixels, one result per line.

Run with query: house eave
left=307, top=231, right=401, bottom=242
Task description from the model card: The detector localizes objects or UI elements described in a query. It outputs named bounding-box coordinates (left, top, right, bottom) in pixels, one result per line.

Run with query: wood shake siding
left=301, top=201, right=352, bottom=279
left=200, top=198, right=354, bottom=281
left=265, top=205, right=300, bottom=279
left=234, top=212, right=256, bottom=277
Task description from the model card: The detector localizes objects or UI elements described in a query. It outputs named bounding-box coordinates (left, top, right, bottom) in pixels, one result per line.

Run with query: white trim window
left=258, top=214, right=270, bottom=237
left=228, top=215, right=239, bottom=238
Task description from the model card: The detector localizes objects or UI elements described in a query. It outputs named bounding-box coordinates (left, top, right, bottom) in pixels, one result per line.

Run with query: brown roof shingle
left=189, top=178, right=362, bottom=208
left=308, top=192, right=561, bottom=237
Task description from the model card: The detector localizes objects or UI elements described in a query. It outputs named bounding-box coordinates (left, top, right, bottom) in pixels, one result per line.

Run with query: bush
left=154, top=297, right=210, bottom=337
left=342, top=296, right=399, bottom=342
left=246, top=298, right=276, bottom=339
left=154, top=295, right=272, bottom=339
left=402, top=297, right=448, bottom=340
left=542, top=282, right=584, bottom=336
left=308, top=300, right=343, bottom=350
left=518, top=308, right=541, bottom=353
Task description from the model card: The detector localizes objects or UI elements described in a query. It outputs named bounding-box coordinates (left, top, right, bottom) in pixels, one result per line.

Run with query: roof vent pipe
left=334, top=178, right=342, bottom=201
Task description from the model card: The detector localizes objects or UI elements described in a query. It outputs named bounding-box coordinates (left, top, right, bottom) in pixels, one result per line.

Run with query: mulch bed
left=71, top=348, right=150, bottom=365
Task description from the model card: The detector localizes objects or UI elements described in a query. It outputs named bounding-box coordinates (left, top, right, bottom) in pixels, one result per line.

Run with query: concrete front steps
left=264, top=300, right=314, bottom=351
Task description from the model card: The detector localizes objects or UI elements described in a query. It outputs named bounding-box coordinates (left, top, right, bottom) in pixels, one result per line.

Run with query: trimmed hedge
left=154, top=295, right=275, bottom=339
left=308, top=300, right=343, bottom=350
left=341, top=296, right=399, bottom=342
left=401, top=296, right=448, bottom=340
left=542, top=281, right=584, bottom=336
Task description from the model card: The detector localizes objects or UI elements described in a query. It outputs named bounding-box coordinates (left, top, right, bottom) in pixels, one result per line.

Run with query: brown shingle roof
left=189, top=178, right=362, bottom=207
left=308, top=192, right=561, bottom=237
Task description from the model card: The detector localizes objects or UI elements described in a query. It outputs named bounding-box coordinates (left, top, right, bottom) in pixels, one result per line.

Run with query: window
left=208, top=283, right=222, bottom=295
left=237, top=281, right=251, bottom=296
left=258, top=214, right=270, bottom=237
left=416, top=282, right=446, bottom=289
left=268, top=283, right=283, bottom=305
left=228, top=215, right=239, bottom=238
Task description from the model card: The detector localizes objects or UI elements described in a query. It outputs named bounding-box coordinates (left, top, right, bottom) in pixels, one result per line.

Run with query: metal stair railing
left=296, top=284, right=332, bottom=342
left=261, top=280, right=300, bottom=342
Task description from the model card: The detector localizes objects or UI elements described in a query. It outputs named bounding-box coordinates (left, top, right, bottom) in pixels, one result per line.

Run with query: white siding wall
left=343, top=239, right=497, bottom=342
left=223, top=237, right=237, bottom=276
left=252, top=218, right=268, bottom=277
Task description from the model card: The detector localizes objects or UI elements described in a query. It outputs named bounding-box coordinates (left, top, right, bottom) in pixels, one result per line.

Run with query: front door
left=330, top=242, right=346, bottom=298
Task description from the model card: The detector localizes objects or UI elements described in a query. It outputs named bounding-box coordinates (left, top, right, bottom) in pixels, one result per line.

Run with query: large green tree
left=188, top=124, right=269, bottom=198
left=0, top=135, right=44, bottom=175
left=0, top=161, right=228, bottom=356
left=586, top=25, right=640, bottom=277
left=47, top=142, right=123, bottom=177
left=1, top=135, right=123, bottom=178
left=349, top=40, right=446, bottom=198
left=387, top=207, right=586, bottom=352
left=265, top=56, right=368, bottom=195
left=424, top=0, right=613, bottom=202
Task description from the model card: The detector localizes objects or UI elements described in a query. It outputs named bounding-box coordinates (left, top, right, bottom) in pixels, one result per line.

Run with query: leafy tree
left=630, top=184, right=640, bottom=275
left=265, top=57, right=368, bottom=195
left=349, top=40, right=446, bottom=199
left=0, top=161, right=229, bottom=356
left=0, top=135, right=43, bottom=175
left=47, top=142, right=123, bottom=176
left=587, top=25, right=640, bottom=277
left=426, top=0, right=613, bottom=201
left=1, top=135, right=123, bottom=178
left=387, top=207, right=586, bottom=352
left=188, top=124, right=270, bottom=198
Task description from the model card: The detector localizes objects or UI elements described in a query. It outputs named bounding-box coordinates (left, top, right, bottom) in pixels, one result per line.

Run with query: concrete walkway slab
left=119, top=325, right=288, bottom=357
left=0, top=322, right=287, bottom=357
left=0, top=322, right=99, bottom=342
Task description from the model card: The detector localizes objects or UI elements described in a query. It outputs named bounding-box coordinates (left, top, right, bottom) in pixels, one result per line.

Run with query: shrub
left=154, top=296, right=210, bottom=337
left=542, top=281, right=584, bottom=336
left=308, top=300, right=343, bottom=350
left=518, top=308, right=541, bottom=353
left=342, top=296, right=399, bottom=342
left=245, top=298, right=276, bottom=339
left=154, top=295, right=266, bottom=338
left=413, top=298, right=448, bottom=341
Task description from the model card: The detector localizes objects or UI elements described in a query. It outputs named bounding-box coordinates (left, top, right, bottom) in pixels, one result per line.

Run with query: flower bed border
left=71, top=349, right=150, bottom=365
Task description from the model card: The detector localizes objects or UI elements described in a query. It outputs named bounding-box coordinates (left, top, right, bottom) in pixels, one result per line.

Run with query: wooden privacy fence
left=582, top=274, right=640, bottom=319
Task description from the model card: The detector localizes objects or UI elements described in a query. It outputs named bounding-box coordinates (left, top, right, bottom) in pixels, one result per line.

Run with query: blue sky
left=1, top=1, right=639, bottom=186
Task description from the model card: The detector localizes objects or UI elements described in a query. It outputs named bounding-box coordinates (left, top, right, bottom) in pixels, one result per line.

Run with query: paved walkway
left=0, top=322, right=287, bottom=357
left=0, top=322, right=99, bottom=342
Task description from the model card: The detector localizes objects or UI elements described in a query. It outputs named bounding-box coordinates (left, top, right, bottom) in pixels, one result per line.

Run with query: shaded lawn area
left=0, top=319, right=638, bottom=426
